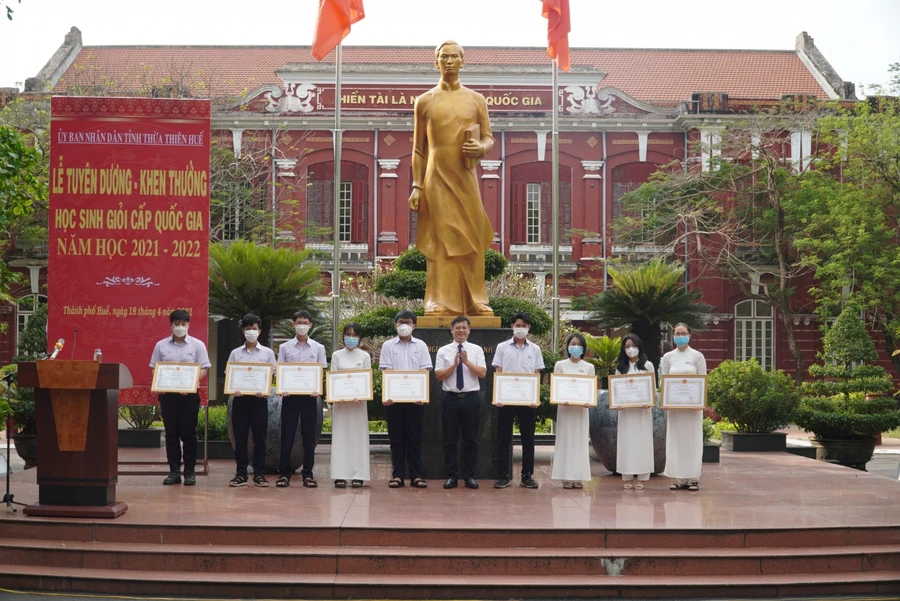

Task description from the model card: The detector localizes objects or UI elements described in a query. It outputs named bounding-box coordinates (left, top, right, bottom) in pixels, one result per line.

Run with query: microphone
left=70, top=328, right=78, bottom=360
left=48, top=338, right=65, bottom=360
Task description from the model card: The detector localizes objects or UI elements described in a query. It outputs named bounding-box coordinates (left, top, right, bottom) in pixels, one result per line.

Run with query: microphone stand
left=2, top=374, right=26, bottom=513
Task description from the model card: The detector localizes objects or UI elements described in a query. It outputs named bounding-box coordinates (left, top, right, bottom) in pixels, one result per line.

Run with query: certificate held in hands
left=382, top=371, right=430, bottom=404
left=276, top=363, right=324, bottom=396
left=327, top=370, right=374, bottom=402
left=151, top=362, right=201, bottom=394
left=550, top=373, right=598, bottom=407
left=661, top=374, right=708, bottom=410
left=608, top=372, right=656, bottom=409
left=492, top=373, right=540, bottom=406
left=224, top=362, right=273, bottom=396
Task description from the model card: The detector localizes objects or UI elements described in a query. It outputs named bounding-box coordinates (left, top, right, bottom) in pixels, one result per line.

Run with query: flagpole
left=332, top=42, right=343, bottom=353
left=551, top=59, right=560, bottom=353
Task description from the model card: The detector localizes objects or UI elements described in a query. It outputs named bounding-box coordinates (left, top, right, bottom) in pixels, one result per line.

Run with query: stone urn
left=588, top=390, right=667, bottom=474
left=227, top=394, right=324, bottom=474
left=12, top=434, right=37, bottom=470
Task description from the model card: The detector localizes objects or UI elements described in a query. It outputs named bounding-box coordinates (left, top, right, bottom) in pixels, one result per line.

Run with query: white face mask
left=513, top=327, right=529, bottom=339
left=397, top=324, right=413, bottom=337
left=294, top=324, right=310, bottom=336
left=244, top=330, right=260, bottom=343
left=172, top=325, right=188, bottom=338
left=625, top=346, right=640, bottom=358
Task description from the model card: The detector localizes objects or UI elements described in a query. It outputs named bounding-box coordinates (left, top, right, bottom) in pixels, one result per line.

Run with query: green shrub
left=541, top=349, right=562, bottom=377
left=795, top=394, right=900, bottom=440
left=702, top=418, right=716, bottom=443
left=344, top=306, right=425, bottom=338
left=483, top=249, right=508, bottom=280
left=394, top=247, right=427, bottom=272
left=394, top=247, right=507, bottom=281
left=585, top=334, right=621, bottom=388
left=488, top=297, right=552, bottom=336
left=536, top=384, right=556, bottom=422
left=198, top=405, right=229, bottom=441
left=118, top=405, right=160, bottom=429
left=374, top=270, right=426, bottom=300
left=707, top=359, right=799, bottom=433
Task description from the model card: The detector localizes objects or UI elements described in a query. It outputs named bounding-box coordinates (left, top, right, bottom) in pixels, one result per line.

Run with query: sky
left=0, top=0, right=897, bottom=93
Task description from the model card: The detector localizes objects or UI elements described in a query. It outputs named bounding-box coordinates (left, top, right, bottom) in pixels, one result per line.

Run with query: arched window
left=612, top=162, right=661, bottom=244
left=306, top=161, right=369, bottom=243
left=510, top=162, right=572, bottom=245
left=734, top=299, right=774, bottom=369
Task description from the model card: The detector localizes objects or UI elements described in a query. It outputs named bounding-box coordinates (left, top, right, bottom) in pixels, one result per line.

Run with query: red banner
left=48, top=97, right=210, bottom=405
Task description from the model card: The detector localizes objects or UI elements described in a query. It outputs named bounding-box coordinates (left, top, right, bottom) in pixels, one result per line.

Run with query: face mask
left=295, top=324, right=310, bottom=336
left=568, top=345, right=584, bottom=358
left=625, top=346, right=640, bottom=358
left=172, top=326, right=188, bottom=338
left=244, top=330, right=260, bottom=343
left=397, top=324, right=413, bottom=337
left=513, top=327, right=529, bottom=339
left=674, top=335, right=690, bottom=347
left=344, top=336, right=359, bottom=349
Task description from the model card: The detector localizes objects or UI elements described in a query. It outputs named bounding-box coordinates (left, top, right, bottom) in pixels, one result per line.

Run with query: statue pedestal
left=417, top=316, right=501, bottom=329
left=414, top=328, right=510, bottom=480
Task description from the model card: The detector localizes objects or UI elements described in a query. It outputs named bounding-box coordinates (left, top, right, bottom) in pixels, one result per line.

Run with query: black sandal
left=388, top=478, right=404, bottom=488
left=229, top=475, right=248, bottom=487
left=688, top=482, right=700, bottom=491
left=670, top=483, right=690, bottom=490
left=351, top=479, right=364, bottom=488
left=411, top=478, right=428, bottom=488
left=276, top=476, right=290, bottom=488
left=334, top=479, right=347, bottom=488
left=303, top=477, right=318, bottom=488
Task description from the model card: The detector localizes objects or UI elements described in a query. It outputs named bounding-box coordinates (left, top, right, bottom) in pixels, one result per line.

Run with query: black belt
left=445, top=391, right=478, bottom=398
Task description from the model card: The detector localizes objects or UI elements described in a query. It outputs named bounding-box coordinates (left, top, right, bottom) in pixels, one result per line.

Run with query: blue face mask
left=568, top=345, right=584, bottom=358
left=674, top=335, right=690, bottom=347
left=344, top=336, right=359, bottom=349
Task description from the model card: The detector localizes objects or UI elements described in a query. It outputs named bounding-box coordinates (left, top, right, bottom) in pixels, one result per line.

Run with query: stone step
left=1, top=539, right=898, bottom=577
left=1, top=564, right=899, bottom=599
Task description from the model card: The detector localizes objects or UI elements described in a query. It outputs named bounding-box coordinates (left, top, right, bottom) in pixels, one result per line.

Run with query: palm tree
left=209, top=241, right=323, bottom=345
left=587, top=259, right=712, bottom=369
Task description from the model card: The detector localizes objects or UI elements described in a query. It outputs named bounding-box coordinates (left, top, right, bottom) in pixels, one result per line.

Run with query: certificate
left=276, top=363, right=324, bottom=396
left=492, top=373, right=540, bottom=406
left=151, top=362, right=201, bottom=393
left=661, top=375, right=708, bottom=410
left=608, top=372, right=656, bottom=409
left=382, top=371, right=430, bottom=404
left=224, top=362, right=273, bottom=396
left=550, top=373, right=598, bottom=407
left=326, top=369, right=374, bottom=402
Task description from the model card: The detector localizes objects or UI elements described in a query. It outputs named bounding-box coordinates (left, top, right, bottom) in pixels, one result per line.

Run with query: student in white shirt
left=329, top=322, right=372, bottom=488
left=227, top=313, right=277, bottom=488
left=435, top=316, right=487, bottom=490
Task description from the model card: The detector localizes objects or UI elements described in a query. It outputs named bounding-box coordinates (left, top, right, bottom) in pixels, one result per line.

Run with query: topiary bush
left=393, top=247, right=507, bottom=280
left=484, top=248, right=508, bottom=281
left=374, top=270, right=426, bottom=300
left=488, top=297, right=552, bottom=336
left=795, top=394, right=900, bottom=440
left=343, top=306, right=425, bottom=339
left=707, top=359, right=799, bottom=433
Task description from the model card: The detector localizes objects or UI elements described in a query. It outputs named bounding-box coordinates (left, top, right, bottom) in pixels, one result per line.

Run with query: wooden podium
left=17, top=361, right=132, bottom=518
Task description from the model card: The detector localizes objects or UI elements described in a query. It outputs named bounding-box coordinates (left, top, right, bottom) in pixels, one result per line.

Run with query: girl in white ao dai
left=614, top=334, right=655, bottom=490
left=551, top=332, right=595, bottom=488
left=329, top=322, right=372, bottom=487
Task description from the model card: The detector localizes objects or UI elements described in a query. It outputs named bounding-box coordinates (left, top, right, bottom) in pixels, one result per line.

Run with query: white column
left=535, top=130, right=549, bottom=162
left=635, top=130, right=651, bottom=163
left=231, top=128, right=244, bottom=159
left=377, top=159, right=400, bottom=243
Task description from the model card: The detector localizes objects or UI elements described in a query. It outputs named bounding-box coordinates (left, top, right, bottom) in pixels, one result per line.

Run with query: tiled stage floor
left=2, top=445, right=899, bottom=531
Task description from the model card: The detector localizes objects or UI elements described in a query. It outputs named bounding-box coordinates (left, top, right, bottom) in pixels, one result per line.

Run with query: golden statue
left=409, top=40, right=495, bottom=317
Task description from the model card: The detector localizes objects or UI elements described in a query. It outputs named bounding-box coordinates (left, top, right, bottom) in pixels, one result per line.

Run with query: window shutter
left=540, top=181, right=552, bottom=244
left=351, top=180, right=367, bottom=243
left=511, top=182, right=527, bottom=244
left=560, top=179, right=572, bottom=243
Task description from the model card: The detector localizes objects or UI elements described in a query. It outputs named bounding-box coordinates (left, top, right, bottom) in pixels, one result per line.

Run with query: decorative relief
left=97, top=276, right=159, bottom=288
left=562, top=86, right=615, bottom=115
left=265, top=83, right=319, bottom=114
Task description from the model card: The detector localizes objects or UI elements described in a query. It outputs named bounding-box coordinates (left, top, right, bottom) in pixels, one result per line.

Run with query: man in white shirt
left=491, top=312, right=545, bottom=489
left=379, top=310, right=433, bottom=488
left=275, top=310, right=327, bottom=488
left=435, top=316, right=487, bottom=490
left=148, top=309, right=211, bottom=486
left=227, top=313, right=276, bottom=488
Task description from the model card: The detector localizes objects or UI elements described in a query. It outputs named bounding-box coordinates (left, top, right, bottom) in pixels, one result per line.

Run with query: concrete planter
left=702, top=442, right=720, bottom=463
left=720, top=431, right=787, bottom=452
left=814, top=437, right=877, bottom=471
left=197, top=440, right=235, bottom=460
left=118, top=428, right=162, bottom=448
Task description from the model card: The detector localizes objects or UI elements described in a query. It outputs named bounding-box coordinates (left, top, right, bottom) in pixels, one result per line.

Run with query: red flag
left=541, top=0, right=571, bottom=72
left=311, top=0, right=365, bottom=61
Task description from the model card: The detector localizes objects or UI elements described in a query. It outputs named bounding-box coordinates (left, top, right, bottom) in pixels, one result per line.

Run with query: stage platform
left=0, top=446, right=899, bottom=598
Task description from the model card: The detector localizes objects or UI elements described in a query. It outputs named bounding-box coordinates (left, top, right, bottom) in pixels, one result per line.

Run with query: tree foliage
left=584, top=259, right=711, bottom=370
left=209, top=241, right=322, bottom=345
left=393, top=247, right=507, bottom=281
left=708, top=359, right=799, bottom=433
left=488, top=297, right=552, bottom=336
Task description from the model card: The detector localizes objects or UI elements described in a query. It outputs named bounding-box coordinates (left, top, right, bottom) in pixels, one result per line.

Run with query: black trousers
left=497, top=405, right=536, bottom=479
left=385, top=403, right=425, bottom=480
left=232, top=396, right=268, bottom=477
left=158, top=393, right=201, bottom=473
left=279, top=395, right=317, bottom=479
left=442, top=392, right=480, bottom=479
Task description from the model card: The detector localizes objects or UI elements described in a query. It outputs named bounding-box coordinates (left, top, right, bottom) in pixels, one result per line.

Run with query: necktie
left=456, top=343, right=464, bottom=390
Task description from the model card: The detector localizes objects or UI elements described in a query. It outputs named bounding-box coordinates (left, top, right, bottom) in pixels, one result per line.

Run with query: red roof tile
left=55, top=45, right=830, bottom=103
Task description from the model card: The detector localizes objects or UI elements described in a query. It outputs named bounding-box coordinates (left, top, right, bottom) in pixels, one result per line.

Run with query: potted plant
left=118, top=405, right=162, bottom=448
left=708, top=359, right=799, bottom=452
left=797, top=303, right=899, bottom=470
left=584, top=334, right=621, bottom=389
left=2, top=365, right=38, bottom=469
left=197, top=405, right=234, bottom=460
left=702, top=417, right=720, bottom=463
